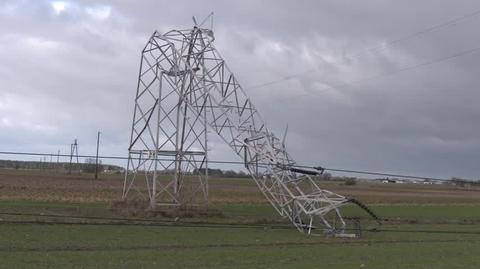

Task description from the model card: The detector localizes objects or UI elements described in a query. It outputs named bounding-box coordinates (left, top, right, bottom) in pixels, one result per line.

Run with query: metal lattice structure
left=123, top=17, right=361, bottom=235
left=68, top=139, right=79, bottom=174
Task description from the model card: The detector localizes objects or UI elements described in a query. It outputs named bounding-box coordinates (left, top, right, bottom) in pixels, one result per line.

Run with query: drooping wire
left=0, top=150, right=474, bottom=182
left=1, top=212, right=479, bottom=236
left=245, top=7, right=480, bottom=91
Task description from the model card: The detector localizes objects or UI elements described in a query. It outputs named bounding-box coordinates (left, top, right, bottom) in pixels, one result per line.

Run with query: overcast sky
left=1, top=0, right=480, bottom=180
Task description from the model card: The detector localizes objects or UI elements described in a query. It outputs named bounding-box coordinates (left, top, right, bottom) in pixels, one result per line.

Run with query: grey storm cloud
left=0, top=0, right=479, bottom=179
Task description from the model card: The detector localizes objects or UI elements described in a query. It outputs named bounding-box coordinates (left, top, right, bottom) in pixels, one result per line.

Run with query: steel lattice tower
left=69, top=139, right=79, bottom=174
left=123, top=17, right=372, bottom=235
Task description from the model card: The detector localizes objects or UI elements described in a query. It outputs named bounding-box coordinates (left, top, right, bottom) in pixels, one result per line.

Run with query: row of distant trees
left=192, top=168, right=250, bottom=178
left=1, top=159, right=477, bottom=186
left=448, top=177, right=480, bottom=187
left=0, top=159, right=247, bottom=178
left=0, top=159, right=123, bottom=174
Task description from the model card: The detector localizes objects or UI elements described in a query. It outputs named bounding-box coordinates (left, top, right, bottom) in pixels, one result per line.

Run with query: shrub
left=344, top=178, right=357, bottom=186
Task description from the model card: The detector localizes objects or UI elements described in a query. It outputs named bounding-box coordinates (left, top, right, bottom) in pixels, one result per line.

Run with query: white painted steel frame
left=123, top=22, right=350, bottom=235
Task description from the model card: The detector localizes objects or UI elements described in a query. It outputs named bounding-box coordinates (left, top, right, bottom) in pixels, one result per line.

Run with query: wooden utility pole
left=95, top=131, right=101, bottom=179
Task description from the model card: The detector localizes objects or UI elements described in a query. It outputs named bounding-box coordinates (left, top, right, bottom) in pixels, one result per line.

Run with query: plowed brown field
left=0, top=169, right=478, bottom=204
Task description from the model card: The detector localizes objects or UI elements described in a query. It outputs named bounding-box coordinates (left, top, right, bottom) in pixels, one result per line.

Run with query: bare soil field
left=0, top=168, right=478, bottom=204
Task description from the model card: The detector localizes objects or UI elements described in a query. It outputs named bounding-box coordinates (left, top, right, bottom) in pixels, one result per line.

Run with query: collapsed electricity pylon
left=123, top=17, right=375, bottom=235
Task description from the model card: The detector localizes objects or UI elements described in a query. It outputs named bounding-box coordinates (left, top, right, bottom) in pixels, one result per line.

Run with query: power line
left=0, top=150, right=474, bottom=182
left=249, top=44, right=480, bottom=96
left=246, top=42, right=480, bottom=107
left=321, top=167, right=449, bottom=182
left=320, top=44, right=480, bottom=91
left=245, top=7, right=480, bottom=91
left=1, top=212, right=479, bottom=236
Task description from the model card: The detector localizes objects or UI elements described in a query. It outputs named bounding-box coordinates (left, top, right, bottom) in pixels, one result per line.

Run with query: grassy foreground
left=0, top=222, right=478, bottom=269
left=0, top=200, right=479, bottom=269
left=0, top=171, right=479, bottom=268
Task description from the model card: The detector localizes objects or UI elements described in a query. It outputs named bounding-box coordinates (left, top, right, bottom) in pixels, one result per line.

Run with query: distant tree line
left=0, top=159, right=123, bottom=174
left=194, top=168, right=249, bottom=178
left=449, top=177, right=480, bottom=187
left=122, top=168, right=250, bottom=178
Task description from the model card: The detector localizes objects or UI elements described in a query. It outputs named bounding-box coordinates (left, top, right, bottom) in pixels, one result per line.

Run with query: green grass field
left=0, top=170, right=479, bottom=268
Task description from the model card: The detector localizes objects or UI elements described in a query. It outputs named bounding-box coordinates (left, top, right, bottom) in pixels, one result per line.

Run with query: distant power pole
left=57, top=150, right=60, bottom=173
left=95, top=131, right=101, bottom=179
left=69, top=139, right=79, bottom=174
